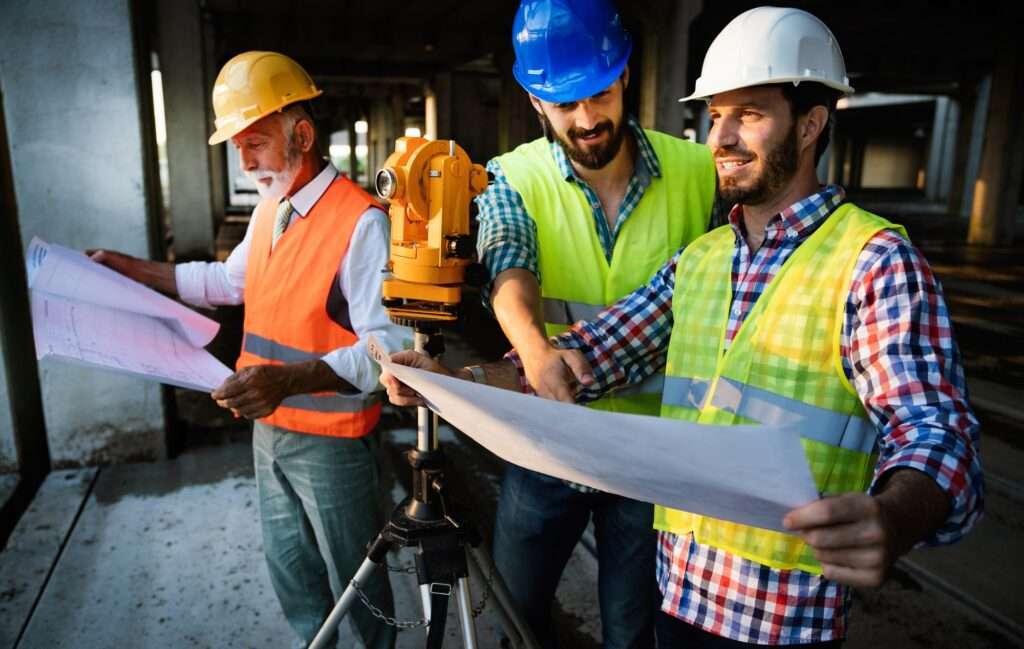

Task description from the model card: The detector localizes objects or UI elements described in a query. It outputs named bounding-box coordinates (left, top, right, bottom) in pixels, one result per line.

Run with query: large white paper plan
left=27, top=238, right=232, bottom=391
left=368, top=337, right=820, bottom=532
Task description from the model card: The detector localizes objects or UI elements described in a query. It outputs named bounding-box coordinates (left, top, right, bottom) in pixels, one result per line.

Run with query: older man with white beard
left=90, top=52, right=405, bottom=649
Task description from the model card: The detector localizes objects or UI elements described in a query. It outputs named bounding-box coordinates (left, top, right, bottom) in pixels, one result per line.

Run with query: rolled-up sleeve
left=845, top=231, right=983, bottom=545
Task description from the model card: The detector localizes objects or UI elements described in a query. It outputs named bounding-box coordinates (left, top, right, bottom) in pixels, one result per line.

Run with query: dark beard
left=539, top=110, right=626, bottom=170
left=717, top=122, right=799, bottom=206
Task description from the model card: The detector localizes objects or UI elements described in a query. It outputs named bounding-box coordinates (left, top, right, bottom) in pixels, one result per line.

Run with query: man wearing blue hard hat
left=472, top=0, right=716, bottom=646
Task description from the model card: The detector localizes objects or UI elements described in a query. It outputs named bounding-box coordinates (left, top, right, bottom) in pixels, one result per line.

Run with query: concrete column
left=432, top=72, right=453, bottom=140
left=638, top=24, right=660, bottom=130
left=959, top=75, right=992, bottom=218
left=968, top=39, right=1024, bottom=245
left=156, top=0, right=214, bottom=260
left=496, top=49, right=538, bottom=153
left=655, top=0, right=703, bottom=136
left=0, top=88, right=49, bottom=477
left=0, top=0, right=170, bottom=465
left=424, top=82, right=438, bottom=140
left=925, top=97, right=959, bottom=202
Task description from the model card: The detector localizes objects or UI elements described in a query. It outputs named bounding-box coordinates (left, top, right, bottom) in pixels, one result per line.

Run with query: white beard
left=247, top=165, right=298, bottom=200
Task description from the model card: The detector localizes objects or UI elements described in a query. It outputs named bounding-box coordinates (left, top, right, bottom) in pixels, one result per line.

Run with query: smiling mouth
left=717, top=159, right=752, bottom=171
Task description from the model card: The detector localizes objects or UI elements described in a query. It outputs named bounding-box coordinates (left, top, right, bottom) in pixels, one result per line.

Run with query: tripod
left=309, top=326, right=540, bottom=649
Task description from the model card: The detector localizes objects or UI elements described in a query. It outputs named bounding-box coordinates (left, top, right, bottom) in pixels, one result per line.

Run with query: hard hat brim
left=679, top=77, right=855, bottom=103
left=515, top=47, right=631, bottom=104
left=207, top=89, right=323, bottom=146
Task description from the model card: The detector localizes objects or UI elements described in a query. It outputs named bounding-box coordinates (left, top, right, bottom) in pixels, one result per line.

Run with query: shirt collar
left=728, top=184, right=846, bottom=241
left=287, top=162, right=338, bottom=217
left=548, top=115, right=661, bottom=182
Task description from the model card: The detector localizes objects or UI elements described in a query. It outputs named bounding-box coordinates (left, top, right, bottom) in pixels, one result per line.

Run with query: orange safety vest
left=236, top=174, right=383, bottom=438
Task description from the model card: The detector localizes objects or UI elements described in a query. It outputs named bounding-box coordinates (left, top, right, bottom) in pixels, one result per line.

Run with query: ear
left=799, top=105, right=829, bottom=156
left=528, top=94, right=545, bottom=116
left=293, top=119, right=315, bottom=153
left=621, top=65, right=630, bottom=90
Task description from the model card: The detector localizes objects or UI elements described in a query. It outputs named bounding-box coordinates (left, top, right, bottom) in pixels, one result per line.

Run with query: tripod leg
left=308, top=555, right=382, bottom=649
left=466, top=545, right=541, bottom=649
left=455, top=576, right=480, bottom=649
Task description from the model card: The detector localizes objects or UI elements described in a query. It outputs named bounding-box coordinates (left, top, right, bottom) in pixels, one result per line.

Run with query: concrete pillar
left=0, top=0, right=170, bottom=465
left=432, top=72, right=453, bottom=140
left=156, top=0, right=214, bottom=260
left=958, top=75, right=992, bottom=218
left=638, top=24, right=660, bottom=130
left=424, top=86, right=437, bottom=141
left=654, top=1, right=703, bottom=136
left=496, top=49, right=539, bottom=153
left=968, top=39, right=1024, bottom=245
left=925, top=97, right=959, bottom=202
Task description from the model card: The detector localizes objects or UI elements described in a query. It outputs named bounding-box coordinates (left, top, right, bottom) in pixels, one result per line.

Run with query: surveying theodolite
left=309, top=138, right=539, bottom=649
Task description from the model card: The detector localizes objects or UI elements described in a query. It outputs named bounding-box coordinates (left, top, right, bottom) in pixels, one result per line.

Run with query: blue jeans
left=493, top=463, right=657, bottom=649
left=253, top=422, right=396, bottom=649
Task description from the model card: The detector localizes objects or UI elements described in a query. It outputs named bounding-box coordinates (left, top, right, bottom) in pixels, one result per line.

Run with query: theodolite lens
left=375, top=168, right=398, bottom=199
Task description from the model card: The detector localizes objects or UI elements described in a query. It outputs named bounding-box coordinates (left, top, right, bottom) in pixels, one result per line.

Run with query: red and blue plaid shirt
left=508, top=185, right=983, bottom=644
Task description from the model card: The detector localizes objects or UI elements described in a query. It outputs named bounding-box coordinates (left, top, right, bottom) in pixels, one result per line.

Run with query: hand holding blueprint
left=27, top=238, right=233, bottom=392
left=369, top=338, right=819, bottom=532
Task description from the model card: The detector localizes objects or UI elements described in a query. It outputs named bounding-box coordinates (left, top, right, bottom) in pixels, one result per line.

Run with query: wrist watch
left=465, top=364, right=487, bottom=384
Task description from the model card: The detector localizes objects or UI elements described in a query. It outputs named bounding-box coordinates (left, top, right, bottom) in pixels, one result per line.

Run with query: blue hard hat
left=511, top=0, right=632, bottom=104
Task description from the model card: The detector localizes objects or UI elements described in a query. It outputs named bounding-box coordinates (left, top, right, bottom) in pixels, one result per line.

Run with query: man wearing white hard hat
left=91, top=51, right=404, bottom=649
left=473, top=0, right=716, bottom=646
left=381, top=6, right=983, bottom=647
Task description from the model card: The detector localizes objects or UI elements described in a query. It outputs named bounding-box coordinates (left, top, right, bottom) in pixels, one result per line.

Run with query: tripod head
left=374, top=137, right=488, bottom=327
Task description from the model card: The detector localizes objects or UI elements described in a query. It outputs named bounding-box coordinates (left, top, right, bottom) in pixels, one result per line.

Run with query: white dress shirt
left=175, top=163, right=411, bottom=393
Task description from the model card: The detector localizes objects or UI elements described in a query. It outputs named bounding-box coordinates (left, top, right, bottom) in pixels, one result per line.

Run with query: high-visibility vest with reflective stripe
left=236, top=175, right=383, bottom=438
left=655, top=203, right=907, bottom=573
left=496, top=131, right=714, bottom=414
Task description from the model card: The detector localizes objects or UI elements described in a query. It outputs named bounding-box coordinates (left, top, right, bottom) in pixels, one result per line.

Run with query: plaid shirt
left=477, top=116, right=664, bottom=494
left=508, top=185, right=984, bottom=644
left=476, top=115, right=661, bottom=302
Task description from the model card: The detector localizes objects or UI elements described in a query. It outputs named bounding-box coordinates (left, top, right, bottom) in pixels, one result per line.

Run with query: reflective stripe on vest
left=541, top=297, right=606, bottom=326
left=497, top=130, right=715, bottom=416
left=655, top=203, right=908, bottom=573
left=244, top=333, right=382, bottom=414
left=236, top=175, right=383, bottom=438
left=662, top=376, right=876, bottom=455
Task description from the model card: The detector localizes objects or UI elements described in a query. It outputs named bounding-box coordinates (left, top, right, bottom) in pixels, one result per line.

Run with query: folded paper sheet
left=369, top=337, right=819, bottom=532
left=28, top=238, right=232, bottom=392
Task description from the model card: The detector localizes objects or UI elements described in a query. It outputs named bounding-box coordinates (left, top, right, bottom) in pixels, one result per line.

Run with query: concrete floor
left=2, top=203, right=1024, bottom=649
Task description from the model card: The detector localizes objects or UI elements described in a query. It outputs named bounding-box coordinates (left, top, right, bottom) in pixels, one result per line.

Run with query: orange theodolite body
left=377, top=137, right=488, bottom=321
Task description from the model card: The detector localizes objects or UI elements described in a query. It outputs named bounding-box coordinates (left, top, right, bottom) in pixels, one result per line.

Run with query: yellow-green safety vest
left=655, top=203, right=907, bottom=573
left=497, top=130, right=715, bottom=414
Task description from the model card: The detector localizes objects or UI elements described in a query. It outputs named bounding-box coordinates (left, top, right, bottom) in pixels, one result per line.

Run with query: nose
left=573, top=101, right=600, bottom=132
left=708, top=116, right=739, bottom=151
left=239, top=147, right=258, bottom=172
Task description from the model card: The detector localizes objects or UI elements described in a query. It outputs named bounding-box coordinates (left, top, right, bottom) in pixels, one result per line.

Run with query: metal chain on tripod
left=351, top=558, right=496, bottom=627
left=386, top=562, right=417, bottom=574
left=351, top=579, right=428, bottom=629
left=470, top=558, right=496, bottom=618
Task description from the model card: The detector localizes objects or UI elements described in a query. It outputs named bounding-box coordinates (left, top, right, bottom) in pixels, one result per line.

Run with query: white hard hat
left=680, top=6, right=854, bottom=103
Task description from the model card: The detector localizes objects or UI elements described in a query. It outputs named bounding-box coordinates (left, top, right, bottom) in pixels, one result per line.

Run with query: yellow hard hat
left=208, top=51, right=323, bottom=145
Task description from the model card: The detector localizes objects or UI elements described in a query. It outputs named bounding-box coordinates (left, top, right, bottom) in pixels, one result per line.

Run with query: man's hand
left=379, top=351, right=454, bottom=407
left=212, top=365, right=295, bottom=419
left=782, top=493, right=896, bottom=587
left=521, top=345, right=594, bottom=403
left=88, top=249, right=178, bottom=295
left=783, top=469, right=949, bottom=588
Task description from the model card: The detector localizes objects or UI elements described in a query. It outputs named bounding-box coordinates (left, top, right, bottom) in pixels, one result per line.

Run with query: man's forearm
left=875, top=468, right=951, bottom=556
left=287, top=359, right=356, bottom=395
left=452, top=359, right=522, bottom=392
left=491, top=268, right=550, bottom=357
left=137, top=261, right=178, bottom=296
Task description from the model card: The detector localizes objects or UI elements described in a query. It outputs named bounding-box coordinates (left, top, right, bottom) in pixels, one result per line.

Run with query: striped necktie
left=271, top=197, right=293, bottom=249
